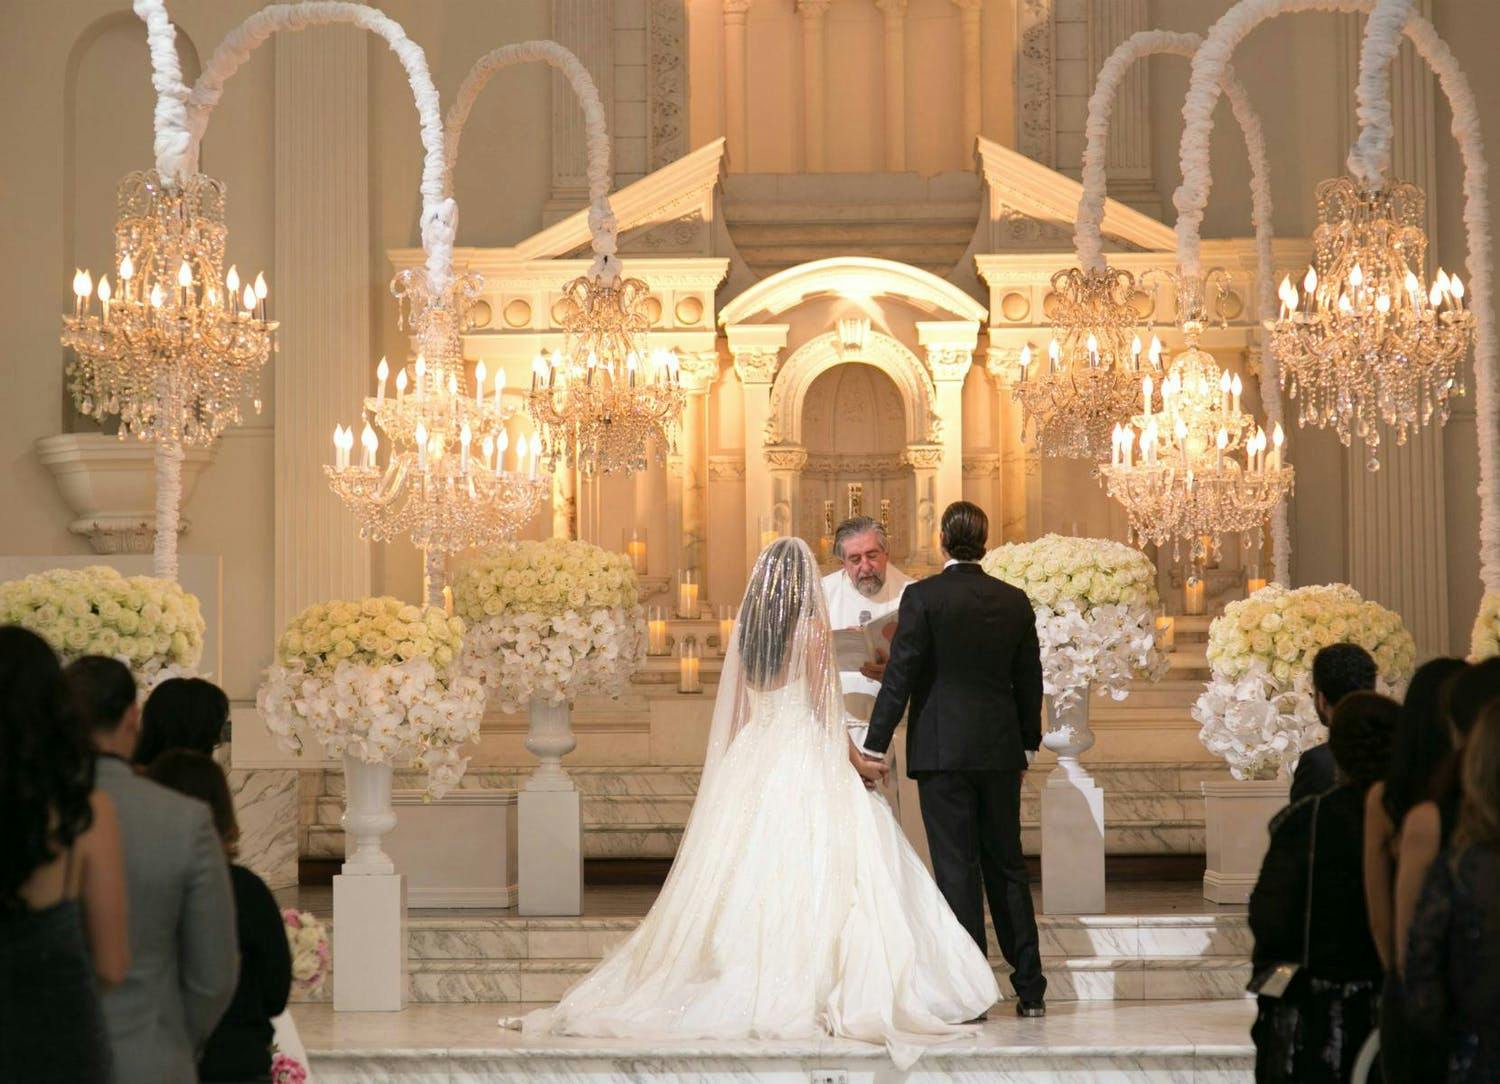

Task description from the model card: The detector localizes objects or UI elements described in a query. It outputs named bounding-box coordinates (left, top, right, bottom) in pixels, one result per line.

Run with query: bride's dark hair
left=737, top=538, right=812, bottom=687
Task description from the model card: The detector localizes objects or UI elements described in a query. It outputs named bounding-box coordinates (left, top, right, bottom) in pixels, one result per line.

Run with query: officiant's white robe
left=820, top=565, right=932, bottom=870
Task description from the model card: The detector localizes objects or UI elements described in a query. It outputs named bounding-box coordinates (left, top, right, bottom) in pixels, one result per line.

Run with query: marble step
left=295, top=911, right=1252, bottom=1005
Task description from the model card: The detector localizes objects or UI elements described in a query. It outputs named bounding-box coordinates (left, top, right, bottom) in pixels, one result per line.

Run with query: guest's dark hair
left=146, top=750, right=239, bottom=856
left=1328, top=691, right=1399, bottom=790
left=940, top=501, right=989, bottom=562
left=134, top=677, right=230, bottom=766
left=0, top=626, right=94, bottom=915
left=64, top=655, right=136, bottom=732
left=1311, top=643, right=1377, bottom=710
left=738, top=538, right=812, bottom=687
left=1445, top=657, right=1500, bottom=740
left=1456, top=702, right=1500, bottom=848
left=1383, top=657, right=1467, bottom=825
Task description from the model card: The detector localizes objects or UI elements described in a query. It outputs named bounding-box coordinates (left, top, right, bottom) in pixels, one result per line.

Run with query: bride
left=511, top=538, right=998, bottom=1066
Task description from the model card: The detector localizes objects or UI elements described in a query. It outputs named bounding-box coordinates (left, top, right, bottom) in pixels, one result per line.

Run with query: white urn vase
left=341, top=755, right=397, bottom=876
left=523, top=697, right=577, bottom=792
left=1040, top=686, right=1106, bottom=915
left=518, top=697, right=583, bottom=915
left=1202, top=777, right=1289, bottom=903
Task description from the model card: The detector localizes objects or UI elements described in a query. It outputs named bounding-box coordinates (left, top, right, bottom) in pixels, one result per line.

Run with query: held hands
left=848, top=738, right=890, bottom=789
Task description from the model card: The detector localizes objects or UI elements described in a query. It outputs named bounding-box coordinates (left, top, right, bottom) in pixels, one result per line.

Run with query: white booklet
left=833, top=610, right=899, bottom=672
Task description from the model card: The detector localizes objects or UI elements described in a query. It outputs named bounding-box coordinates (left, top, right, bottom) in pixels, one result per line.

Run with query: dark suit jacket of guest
left=863, top=562, right=1044, bottom=775
left=1291, top=743, right=1337, bottom=805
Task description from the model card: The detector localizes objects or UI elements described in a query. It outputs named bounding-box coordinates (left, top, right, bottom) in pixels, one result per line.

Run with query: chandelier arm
left=153, top=440, right=184, bottom=581
left=169, top=3, right=454, bottom=293
left=445, top=42, right=616, bottom=280
left=1172, top=0, right=1498, bottom=595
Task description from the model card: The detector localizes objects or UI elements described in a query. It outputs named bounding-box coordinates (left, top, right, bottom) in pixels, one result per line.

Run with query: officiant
left=820, top=516, right=931, bottom=868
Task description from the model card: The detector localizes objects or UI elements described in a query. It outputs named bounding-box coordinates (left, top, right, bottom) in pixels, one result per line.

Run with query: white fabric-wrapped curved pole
left=445, top=41, right=618, bottom=283
left=1170, top=0, right=1498, bottom=595
left=1073, top=29, right=1291, bottom=583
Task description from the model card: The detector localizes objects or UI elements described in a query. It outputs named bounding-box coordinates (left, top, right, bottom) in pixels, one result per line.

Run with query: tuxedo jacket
left=864, top=562, right=1044, bottom=775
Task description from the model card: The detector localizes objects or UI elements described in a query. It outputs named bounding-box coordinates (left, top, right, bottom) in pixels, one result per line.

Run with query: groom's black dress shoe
left=1015, top=1000, right=1047, bottom=1018
left=964, top=1013, right=988, bottom=1024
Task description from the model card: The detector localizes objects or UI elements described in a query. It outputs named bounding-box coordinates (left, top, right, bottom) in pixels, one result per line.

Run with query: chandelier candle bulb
left=376, top=357, right=388, bottom=402
left=1269, top=424, right=1284, bottom=472
left=1017, top=343, right=1032, bottom=382
left=361, top=423, right=377, bottom=469
left=395, top=368, right=408, bottom=402
left=493, top=367, right=504, bottom=410
left=474, top=361, right=486, bottom=403
left=1231, top=373, right=1242, bottom=416
left=1143, top=375, right=1154, bottom=417
left=459, top=422, right=472, bottom=475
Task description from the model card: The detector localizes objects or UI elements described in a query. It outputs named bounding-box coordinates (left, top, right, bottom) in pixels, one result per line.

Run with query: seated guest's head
left=1312, top=643, right=1378, bottom=724
left=64, top=655, right=139, bottom=760
left=133, top=677, right=230, bottom=767
left=1443, top=656, right=1500, bottom=750
left=145, top=750, right=239, bottom=859
left=1328, top=691, right=1399, bottom=791
left=0, top=626, right=93, bottom=915
left=1457, top=701, right=1500, bottom=848
left=1385, top=657, right=1468, bottom=824
left=939, top=501, right=988, bottom=562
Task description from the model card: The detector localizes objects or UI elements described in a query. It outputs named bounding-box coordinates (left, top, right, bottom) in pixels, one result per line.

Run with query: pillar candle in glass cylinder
left=624, top=527, right=648, bottom=575
left=678, top=635, right=702, bottom=694
left=646, top=605, right=670, bottom=656
left=716, top=604, right=735, bottom=657
left=1247, top=576, right=1267, bottom=596
left=1184, top=577, right=1206, bottom=616
left=676, top=570, right=699, bottom=619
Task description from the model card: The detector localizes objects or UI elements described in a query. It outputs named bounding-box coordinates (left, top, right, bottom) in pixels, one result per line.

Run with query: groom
left=861, top=500, right=1047, bottom=1015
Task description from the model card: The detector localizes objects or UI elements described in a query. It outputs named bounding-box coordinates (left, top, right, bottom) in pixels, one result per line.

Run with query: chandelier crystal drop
left=60, top=170, right=277, bottom=444
left=526, top=271, right=685, bottom=477
left=326, top=270, right=548, bottom=554
left=1099, top=319, right=1294, bottom=565
left=1013, top=266, right=1156, bottom=460
left=1267, top=177, right=1473, bottom=466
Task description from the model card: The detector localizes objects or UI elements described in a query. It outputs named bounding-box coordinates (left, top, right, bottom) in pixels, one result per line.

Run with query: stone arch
left=719, top=255, right=988, bottom=324
left=767, top=331, right=939, bottom=449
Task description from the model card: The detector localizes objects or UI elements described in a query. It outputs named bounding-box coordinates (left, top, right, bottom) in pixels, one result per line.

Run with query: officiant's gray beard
left=853, top=570, right=885, bottom=597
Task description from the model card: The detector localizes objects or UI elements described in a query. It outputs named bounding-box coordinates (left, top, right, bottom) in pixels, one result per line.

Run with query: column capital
left=950, top=0, right=983, bottom=10
left=678, top=350, right=721, bottom=393
left=916, top=320, right=979, bottom=382
left=723, top=0, right=753, bottom=17
left=901, top=443, right=944, bottom=470
left=796, top=0, right=833, bottom=14
left=875, top=0, right=908, bottom=17
left=765, top=443, right=809, bottom=472
left=728, top=323, right=789, bottom=384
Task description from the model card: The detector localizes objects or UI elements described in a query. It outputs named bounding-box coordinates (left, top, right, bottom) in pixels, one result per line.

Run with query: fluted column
left=723, top=0, right=753, bottom=169
left=273, top=29, right=370, bottom=629
left=1089, top=0, right=1152, bottom=189
left=549, top=0, right=615, bottom=209
left=877, top=0, right=907, bottom=171
left=953, top=0, right=983, bottom=146
left=677, top=352, right=717, bottom=589
left=918, top=322, right=977, bottom=535
left=728, top=323, right=788, bottom=567
left=798, top=0, right=831, bottom=172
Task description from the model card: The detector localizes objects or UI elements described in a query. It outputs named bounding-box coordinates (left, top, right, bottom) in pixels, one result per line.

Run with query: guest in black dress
left=0, top=626, right=130, bottom=1084
left=1406, top=702, right=1500, bottom=1083
left=133, top=676, right=230, bottom=767
left=147, top=751, right=292, bottom=1084
left=1250, top=691, right=1396, bottom=1083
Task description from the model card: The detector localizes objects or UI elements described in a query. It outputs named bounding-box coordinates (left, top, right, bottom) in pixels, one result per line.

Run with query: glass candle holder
left=676, top=569, right=699, bottom=619
left=624, top=527, right=648, bottom=575
left=716, top=603, right=735, bottom=657
left=1246, top=575, right=1267, bottom=596
left=646, top=605, right=670, bottom=656
left=1183, top=577, right=1206, bottom=616
left=678, top=635, right=702, bottom=694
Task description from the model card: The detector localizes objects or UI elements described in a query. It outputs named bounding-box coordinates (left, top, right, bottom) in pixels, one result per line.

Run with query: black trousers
left=917, top=769, right=1046, bottom=1002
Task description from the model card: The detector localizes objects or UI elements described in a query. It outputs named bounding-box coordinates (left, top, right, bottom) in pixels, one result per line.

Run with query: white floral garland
left=1194, top=582, right=1415, bottom=779
left=982, top=535, right=1168, bottom=712
left=1170, top=0, right=1498, bottom=596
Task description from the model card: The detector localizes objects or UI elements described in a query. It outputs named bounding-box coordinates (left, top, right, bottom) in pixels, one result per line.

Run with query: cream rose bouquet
left=452, top=539, right=643, bottom=712
left=981, top=534, right=1167, bottom=711
left=1470, top=591, right=1500, bottom=660
left=0, top=566, right=204, bottom=686
left=256, top=597, right=485, bottom=796
left=1194, top=583, right=1416, bottom=779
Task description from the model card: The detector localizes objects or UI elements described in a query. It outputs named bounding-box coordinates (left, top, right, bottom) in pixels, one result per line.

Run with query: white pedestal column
left=1202, top=778, right=1288, bottom=904
left=1040, top=691, right=1105, bottom=915
left=519, top=698, right=584, bottom=916
left=333, top=756, right=404, bottom=1011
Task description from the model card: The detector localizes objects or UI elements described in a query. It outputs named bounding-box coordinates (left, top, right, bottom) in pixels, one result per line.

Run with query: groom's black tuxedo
left=865, top=561, right=1047, bottom=1003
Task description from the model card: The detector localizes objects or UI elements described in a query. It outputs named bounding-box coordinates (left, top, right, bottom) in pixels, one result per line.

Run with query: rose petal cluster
left=281, top=908, right=330, bottom=994
left=0, top=565, right=204, bottom=687
left=1195, top=582, right=1416, bottom=780
left=258, top=597, right=484, bottom=797
left=451, top=541, right=644, bottom=712
left=982, top=535, right=1167, bottom=710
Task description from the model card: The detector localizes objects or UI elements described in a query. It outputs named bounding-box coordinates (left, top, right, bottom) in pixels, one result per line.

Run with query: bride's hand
left=848, top=740, right=889, bottom=785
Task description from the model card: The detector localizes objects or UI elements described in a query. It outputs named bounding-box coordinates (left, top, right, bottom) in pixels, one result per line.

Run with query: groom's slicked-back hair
left=738, top=538, right=810, bottom=686
left=940, top=501, right=989, bottom=561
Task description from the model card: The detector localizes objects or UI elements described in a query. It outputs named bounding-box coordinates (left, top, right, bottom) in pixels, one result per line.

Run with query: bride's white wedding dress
left=513, top=539, right=998, bottom=1068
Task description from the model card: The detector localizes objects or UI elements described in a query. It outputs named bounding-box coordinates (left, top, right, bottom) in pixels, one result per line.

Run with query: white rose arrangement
left=452, top=539, right=643, bottom=712
left=0, top=566, right=204, bottom=687
left=1470, top=591, right=1500, bottom=660
left=256, top=597, right=485, bottom=797
left=981, top=534, right=1168, bottom=711
left=1194, top=583, right=1416, bottom=780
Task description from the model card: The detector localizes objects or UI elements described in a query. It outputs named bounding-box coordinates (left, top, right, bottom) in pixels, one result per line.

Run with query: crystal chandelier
left=60, top=170, right=277, bottom=444
left=1013, top=266, right=1157, bottom=459
left=326, top=269, right=548, bottom=554
left=1267, top=177, right=1473, bottom=466
left=1099, top=319, right=1294, bottom=564
left=527, top=270, right=685, bottom=476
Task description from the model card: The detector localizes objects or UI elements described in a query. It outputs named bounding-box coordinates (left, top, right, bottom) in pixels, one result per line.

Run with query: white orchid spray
left=1194, top=583, right=1416, bottom=780
left=981, top=534, right=1168, bottom=712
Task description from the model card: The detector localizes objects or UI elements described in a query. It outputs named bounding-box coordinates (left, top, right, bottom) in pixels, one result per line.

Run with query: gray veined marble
left=229, top=767, right=299, bottom=890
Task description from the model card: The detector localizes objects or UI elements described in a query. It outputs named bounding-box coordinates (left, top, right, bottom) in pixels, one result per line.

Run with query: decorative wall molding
left=647, top=0, right=689, bottom=171
left=707, top=455, right=747, bottom=481
left=719, top=255, right=987, bottom=324
left=1016, top=0, right=1056, bottom=166
left=962, top=454, right=1003, bottom=479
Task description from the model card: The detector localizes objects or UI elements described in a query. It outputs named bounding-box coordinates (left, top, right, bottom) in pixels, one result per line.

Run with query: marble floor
left=294, top=999, right=1256, bottom=1082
